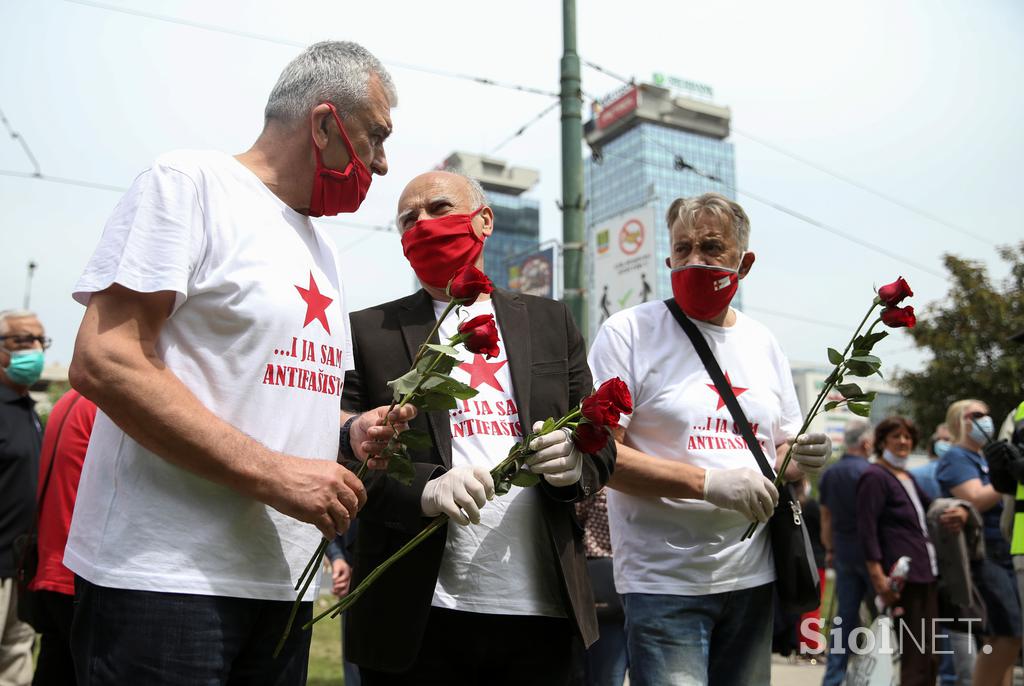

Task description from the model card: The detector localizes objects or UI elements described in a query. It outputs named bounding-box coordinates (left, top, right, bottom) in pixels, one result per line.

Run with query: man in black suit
left=339, top=170, right=614, bottom=684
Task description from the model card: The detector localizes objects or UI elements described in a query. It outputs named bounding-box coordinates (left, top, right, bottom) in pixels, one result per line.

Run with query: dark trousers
left=359, top=607, right=575, bottom=686
left=896, top=581, right=939, bottom=686
left=32, top=590, right=76, bottom=686
left=70, top=577, right=311, bottom=686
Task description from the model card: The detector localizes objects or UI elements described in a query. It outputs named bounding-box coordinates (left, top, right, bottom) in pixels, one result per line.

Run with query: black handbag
left=14, top=393, right=81, bottom=631
left=586, top=556, right=624, bottom=623
left=664, top=300, right=820, bottom=614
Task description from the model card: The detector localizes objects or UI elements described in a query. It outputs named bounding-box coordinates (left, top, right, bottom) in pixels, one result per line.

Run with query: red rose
left=880, top=305, right=916, bottom=329
left=596, top=378, right=633, bottom=415
left=448, top=265, right=494, bottom=302
left=573, top=422, right=610, bottom=454
left=581, top=394, right=620, bottom=429
left=877, top=277, right=913, bottom=307
left=458, top=314, right=500, bottom=358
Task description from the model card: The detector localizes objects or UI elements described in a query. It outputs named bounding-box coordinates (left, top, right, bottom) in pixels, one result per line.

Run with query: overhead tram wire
left=731, top=128, right=995, bottom=247
left=0, top=106, right=42, bottom=176
left=489, top=100, right=561, bottom=155
left=63, top=0, right=559, bottom=98
left=579, top=58, right=995, bottom=248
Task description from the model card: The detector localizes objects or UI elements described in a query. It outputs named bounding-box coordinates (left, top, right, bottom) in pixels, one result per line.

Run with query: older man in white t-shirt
left=588, top=193, right=831, bottom=686
left=65, top=42, right=412, bottom=686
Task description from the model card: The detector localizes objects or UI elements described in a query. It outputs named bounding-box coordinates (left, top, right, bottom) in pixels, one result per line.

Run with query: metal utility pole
left=560, top=0, right=586, bottom=331
left=23, top=261, right=37, bottom=310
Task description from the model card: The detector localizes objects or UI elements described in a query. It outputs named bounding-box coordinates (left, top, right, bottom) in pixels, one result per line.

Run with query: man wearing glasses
left=0, top=308, right=48, bottom=685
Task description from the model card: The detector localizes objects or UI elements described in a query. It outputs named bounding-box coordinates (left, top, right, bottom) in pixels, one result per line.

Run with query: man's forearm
left=72, top=310, right=281, bottom=503
left=607, top=441, right=705, bottom=499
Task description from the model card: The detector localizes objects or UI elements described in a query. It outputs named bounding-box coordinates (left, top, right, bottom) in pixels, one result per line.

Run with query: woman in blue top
left=937, top=398, right=1022, bottom=685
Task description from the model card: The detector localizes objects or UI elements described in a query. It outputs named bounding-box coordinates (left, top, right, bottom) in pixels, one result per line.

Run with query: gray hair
left=843, top=419, right=871, bottom=451
left=666, top=192, right=750, bottom=251
left=0, top=309, right=37, bottom=336
left=450, top=171, right=487, bottom=209
left=264, top=41, right=397, bottom=124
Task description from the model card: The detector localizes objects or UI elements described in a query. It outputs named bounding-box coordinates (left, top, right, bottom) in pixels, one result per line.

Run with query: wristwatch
left=339, top=414, right=359, bottom=461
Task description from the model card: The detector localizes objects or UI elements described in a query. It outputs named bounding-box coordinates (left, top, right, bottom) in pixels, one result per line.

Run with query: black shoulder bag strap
left=663, top=299, right=778, bottom=482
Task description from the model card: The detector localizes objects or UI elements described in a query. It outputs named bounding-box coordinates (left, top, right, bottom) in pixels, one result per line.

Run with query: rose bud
left=448, top=265, right=494, bottom=302
left=573, top=422, right=610, bottom=454
left=458, top=314, right=500, bottom=358
left=877, top=277, right=914, bottom=307
left=596, top=378, right=633, bottom=415
left=880, top=305, right=916, bottom=329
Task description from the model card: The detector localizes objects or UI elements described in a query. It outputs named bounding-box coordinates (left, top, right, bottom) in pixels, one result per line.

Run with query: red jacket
left=29, top=389, right=97, bottom=595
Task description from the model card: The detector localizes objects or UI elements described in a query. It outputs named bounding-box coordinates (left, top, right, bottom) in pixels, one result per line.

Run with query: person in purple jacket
left=857, top=416, right=967, bottom=686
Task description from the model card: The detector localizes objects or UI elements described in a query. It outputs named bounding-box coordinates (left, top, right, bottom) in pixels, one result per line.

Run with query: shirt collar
left=0, top=383, right=33, bottom=405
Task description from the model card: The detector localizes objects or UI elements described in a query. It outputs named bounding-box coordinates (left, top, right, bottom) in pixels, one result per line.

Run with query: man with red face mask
left=339, top=170, right=616, bottom=684
left=588, top=193, right=832, bottom=686
left=64, top=42, right=412, bottom=686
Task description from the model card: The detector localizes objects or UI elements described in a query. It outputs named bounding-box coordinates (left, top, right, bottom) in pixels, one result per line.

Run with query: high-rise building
left=443, top=152, right=540, bottom=290
left=583, top=81, right=737, bottom=339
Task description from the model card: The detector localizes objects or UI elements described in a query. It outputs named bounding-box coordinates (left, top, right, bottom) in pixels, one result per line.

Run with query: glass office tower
left=583, top=83, right=739, bottom=336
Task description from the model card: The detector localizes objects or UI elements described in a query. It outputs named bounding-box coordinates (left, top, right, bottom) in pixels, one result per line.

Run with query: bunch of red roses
left=301, top=377, right=633, bottom=630
left=367, top=264, right=498, bottom=484
left=741, top=276, right=916, bottom=540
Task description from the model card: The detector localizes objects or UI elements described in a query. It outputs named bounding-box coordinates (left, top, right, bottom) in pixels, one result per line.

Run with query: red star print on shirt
left=459, top=354, right=507, bottom=392
left=295, top=272, right=333, bottom=334
left=706, top=372, right=748, bottom=411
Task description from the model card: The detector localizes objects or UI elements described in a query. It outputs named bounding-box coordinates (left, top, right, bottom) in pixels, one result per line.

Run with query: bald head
left=396, top=171, right=487, bottom=232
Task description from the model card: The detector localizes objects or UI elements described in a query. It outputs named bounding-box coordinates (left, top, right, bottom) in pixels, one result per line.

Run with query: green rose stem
left=353, top=299, right=462, bottom=481
left=307, top=409, right=583, bottom=628
left=740, top=301, right=882, bottom=541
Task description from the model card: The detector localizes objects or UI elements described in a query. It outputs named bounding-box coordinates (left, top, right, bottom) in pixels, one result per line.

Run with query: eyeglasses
left=0, top=334, right=52, bottom=350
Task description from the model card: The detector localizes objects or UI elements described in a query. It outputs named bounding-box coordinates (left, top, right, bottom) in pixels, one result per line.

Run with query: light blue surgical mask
left=969, top=416, right=994, bottom=445
left=3, top=349, right=45, bottom=386
left=933, top=440, right=952, bottom=459
left=882, top=449, right=908, bottom=470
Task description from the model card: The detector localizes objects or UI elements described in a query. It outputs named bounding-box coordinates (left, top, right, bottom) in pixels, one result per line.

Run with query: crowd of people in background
left=1, top=37, right=1023, bottom=686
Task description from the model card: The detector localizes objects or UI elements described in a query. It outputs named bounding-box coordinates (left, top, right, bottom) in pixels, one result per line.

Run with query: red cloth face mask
left=670, top=256, right=743, bottom=321
left=400, top=206, right=486, bottom=288
left=309, top=103, right=372, bottom=217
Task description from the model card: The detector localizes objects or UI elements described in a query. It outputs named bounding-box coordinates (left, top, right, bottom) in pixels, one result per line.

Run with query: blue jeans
left=585, top=617, right=628, bottom=686
left=822, top=559, right=872, bottom=686
left=623, top=583, right=773, bottom=686
left=71, top=577, right=311, bottom=685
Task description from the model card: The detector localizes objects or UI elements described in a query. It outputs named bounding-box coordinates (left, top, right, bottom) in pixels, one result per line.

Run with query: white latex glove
left=791, top=433, right=832, bottom=477
left=420, top=466, right=495, bottom=525
left=526, top=423, right=584, bottom=487
left=703, top=467, right=779, bottom=523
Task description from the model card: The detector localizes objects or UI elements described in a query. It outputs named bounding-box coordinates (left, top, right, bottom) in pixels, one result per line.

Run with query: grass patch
left=306, top=597, right=344, bottom=686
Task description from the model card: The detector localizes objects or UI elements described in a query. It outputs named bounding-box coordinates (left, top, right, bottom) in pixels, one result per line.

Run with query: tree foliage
left=897, top=242, right=1024, bottom=436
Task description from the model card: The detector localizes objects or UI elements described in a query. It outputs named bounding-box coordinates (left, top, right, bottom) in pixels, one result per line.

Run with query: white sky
left=1, top=0, right=1021, bottom=377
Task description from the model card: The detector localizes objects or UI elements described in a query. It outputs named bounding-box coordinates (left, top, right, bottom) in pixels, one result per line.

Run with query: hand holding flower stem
left=303, top=378, right=632, bottom=629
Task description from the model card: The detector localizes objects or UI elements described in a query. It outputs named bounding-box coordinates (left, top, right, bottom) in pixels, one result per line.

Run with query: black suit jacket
left=341, top=288, right=614, bottom=673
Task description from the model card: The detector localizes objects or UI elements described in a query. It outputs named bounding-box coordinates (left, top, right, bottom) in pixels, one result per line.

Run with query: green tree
left=897, top=242, right=1024, bottom=437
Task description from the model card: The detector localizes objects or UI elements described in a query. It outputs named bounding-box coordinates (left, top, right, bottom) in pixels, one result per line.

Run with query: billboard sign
left=597, top=86, right=638, bottom=130
left=507, top=241, right=561, bottom=300
left=589, top=207, right=658, bottom=339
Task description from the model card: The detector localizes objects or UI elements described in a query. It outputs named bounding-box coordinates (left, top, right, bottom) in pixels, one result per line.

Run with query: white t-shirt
left=66, top=150, right=353, bottom=601
left=430, top=298, right=564, bottom=617
left=588, top=301, right=802, bottom=596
